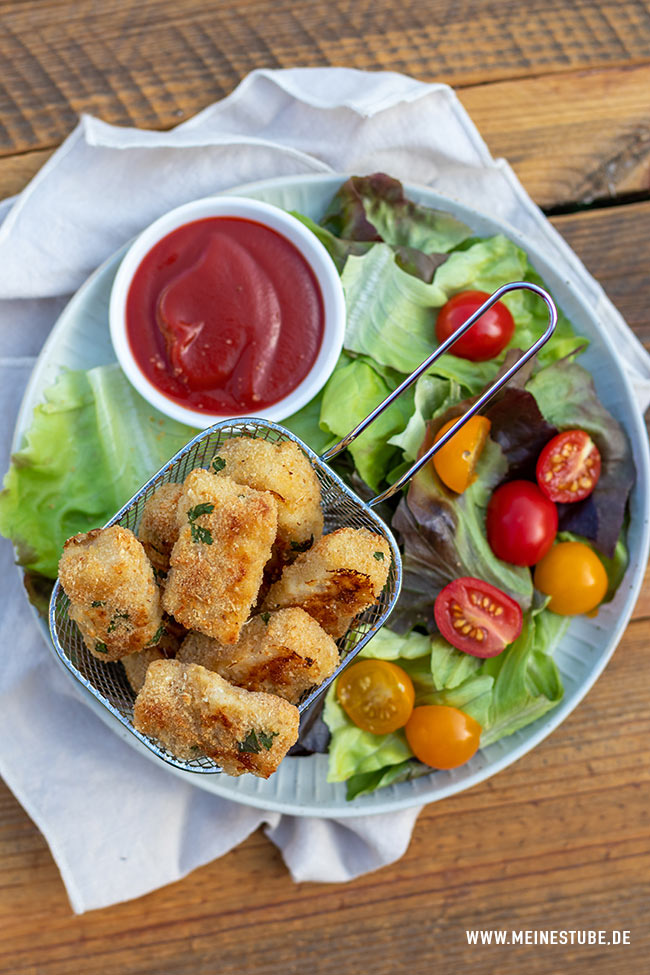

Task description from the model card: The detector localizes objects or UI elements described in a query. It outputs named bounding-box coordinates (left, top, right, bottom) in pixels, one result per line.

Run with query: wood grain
left=1, top=608, right=648, bottom=973
left=460, top=64, right=650, bottom=209
left=551, top=200, right=650, bottom=350
left=1, top=0, right=650, bottom=157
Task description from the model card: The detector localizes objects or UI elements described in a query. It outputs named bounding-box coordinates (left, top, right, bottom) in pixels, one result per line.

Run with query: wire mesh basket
left=49, top=282, right=557, bottom=773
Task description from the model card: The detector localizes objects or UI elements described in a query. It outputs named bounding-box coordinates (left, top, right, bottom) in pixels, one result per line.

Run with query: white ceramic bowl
left=109, top=196, right=346, bottom=427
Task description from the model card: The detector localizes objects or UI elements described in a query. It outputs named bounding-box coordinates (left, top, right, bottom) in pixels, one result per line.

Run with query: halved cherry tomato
left=435, top=290, right=515, bottom=361
left=434, top=577, right=523, bottom=657
left=432, top=415, right=491, bottom=494
left=533, top=541, right=608, bottom=615
left=536, top=430, right=602, bottom=503
left=486, top=480, right=558, bottom=566
left=405, top=705, right=481, bottom=769
left=336, top=659, right=415, bottom=735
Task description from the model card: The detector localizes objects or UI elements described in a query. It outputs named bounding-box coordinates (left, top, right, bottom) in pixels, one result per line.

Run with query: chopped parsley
left=290, top=535, right=314, bottom=553
left=95, top=642, right=108, bottom=654
left=148, top=623, right=166, bottom=646
left=91, top=599, right=105, bottom=608
left=211, top=456, right=226, bottom=473
left=190, top=523, right=213, bottom=545
left=188, top=502, right=215, bottom=545
left=188, top=502, right=216, bottom=520
left=373, top=551, right=385, bottom=561
left=237, top=729, right=279, bottom=754
left=107, top=610, right=130, bottom=633
left=260, top=612, right=271, bottom=625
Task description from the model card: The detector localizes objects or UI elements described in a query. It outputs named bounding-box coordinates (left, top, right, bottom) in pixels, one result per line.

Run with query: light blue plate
left=15, top=175, right=650, bottom=816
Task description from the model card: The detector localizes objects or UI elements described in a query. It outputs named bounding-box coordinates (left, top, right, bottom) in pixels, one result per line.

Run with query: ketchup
left=125, top=217, right=325, bottom=415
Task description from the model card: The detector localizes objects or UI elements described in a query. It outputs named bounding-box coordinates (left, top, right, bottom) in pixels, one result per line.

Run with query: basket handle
left=319, top=281, right=557, bottom=506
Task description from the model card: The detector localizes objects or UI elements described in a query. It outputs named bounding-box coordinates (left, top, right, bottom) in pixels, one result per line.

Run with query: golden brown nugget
left=263, top=527, right=391, bottom=639
left=211, top=437, right=323, bottom=560
left=138, top=482, right=183, bottom=573
left=122, top=615, right=185, bottom=693
left=58, top=525, right=162, bottom=661
left=133, top=660, right=299, bottom=777
left=178, top=607, right=339, bottom=703
left=162, top=469, right=277, bottom=644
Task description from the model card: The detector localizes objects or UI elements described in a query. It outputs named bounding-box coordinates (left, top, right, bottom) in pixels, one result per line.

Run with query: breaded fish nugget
left=162, top=469, right=277, bottom=644
left=211, top=437, right=323, bottom=559
left=58, top=525, right=162, bottom=660
left=178, top=607, right=339, bottom=703
left=122, top=614, right=185, bottom=693
left=138, top=482, right=183, bottom=573
left=133, top=660, right=299, bottom=777
left=263, top=527, right=391, bottom=639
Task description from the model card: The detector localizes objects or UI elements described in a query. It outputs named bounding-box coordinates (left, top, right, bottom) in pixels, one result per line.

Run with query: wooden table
left=2, top=2, right=649, bottom=972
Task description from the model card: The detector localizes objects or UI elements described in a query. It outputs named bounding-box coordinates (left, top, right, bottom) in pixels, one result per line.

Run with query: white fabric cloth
left=1, top=67, right=648, bottom=914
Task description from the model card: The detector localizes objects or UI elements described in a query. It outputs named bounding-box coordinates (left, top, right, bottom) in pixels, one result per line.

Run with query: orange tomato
left=405, top=705, right=481, bottom=769
left=432, top=415, right=491, bottom=494
left=533, top=541, right=608, bottom=615
left=337, top=659, right=415, bottom=735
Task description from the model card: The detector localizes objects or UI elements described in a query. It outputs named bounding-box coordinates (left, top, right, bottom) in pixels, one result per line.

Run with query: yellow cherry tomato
left=405, top=705, right=481, bottom=769
left=533, top=541, right=608, bottom=615
left=336, top=659, right=415, bottom=735
left=432, top=415, right=491, bottom=493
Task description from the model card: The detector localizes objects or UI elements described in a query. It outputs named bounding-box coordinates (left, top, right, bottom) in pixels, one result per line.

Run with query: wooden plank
left=460, top=63, right=650, bottom=209
left=1, top=0, right=650, bottom=157
left=1, top=612, right=649, bottom=973
left=551, top=200, right=650, bottom=350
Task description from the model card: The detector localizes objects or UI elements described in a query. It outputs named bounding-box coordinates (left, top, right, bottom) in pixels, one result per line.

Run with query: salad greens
left=0, top=172, right=634, bottom=800
left=0, top=365, right=195, bottom=578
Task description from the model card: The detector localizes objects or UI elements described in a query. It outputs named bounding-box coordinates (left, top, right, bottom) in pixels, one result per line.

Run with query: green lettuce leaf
left=324, top=693, right=412, bottom=783
left=319, top=355, right=414, bottom=490
left=480, top=611, right=567, bottom=746
left=320, top=173, right=473, bottom=253
left=345, top=758, right=431, bottom=801
left=0, top=365, right=196, bottom=578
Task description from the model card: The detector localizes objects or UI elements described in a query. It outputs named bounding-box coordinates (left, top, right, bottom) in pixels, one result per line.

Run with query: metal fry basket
left=49, top=282, right=557, bottom=773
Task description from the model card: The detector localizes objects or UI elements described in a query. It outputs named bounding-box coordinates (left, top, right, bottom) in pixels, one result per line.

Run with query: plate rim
left=15, top=171, right=650, bottom=817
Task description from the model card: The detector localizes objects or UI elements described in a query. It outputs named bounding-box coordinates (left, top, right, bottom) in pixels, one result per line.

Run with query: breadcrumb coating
left=138, top=482, right=183, bottom=572
left=162, top=469, right=277, bottom=644
left=133, top=660, right=299, bottom=777
left=211, top=437, right=323, bottom=560
left=263, top=527, right=391, bottom=638
left=58, top=525, right=162, bottom=660
left=178, top=607, right=339, bottom=703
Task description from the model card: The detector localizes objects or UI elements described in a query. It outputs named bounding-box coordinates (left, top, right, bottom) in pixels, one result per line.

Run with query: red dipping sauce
left=125, top=217, right=325, bottom=415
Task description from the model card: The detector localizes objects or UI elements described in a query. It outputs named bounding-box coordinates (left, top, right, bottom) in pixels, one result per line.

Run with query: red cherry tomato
left=486, top=480, right=558, bottom=566
left=434, top=577, right=523, bottom=657
left=435, top=290, right=515, bottom=362
left=536, top=429, right=602, bottom=503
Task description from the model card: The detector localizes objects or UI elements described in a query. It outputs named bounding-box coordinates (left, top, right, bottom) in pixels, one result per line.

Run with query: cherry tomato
left=432, top=415, right=491, bottom=494
left=336, top=659, right=415, bottom=735
left=533, top=541, right=608, bottom=615
left=486, top=480, right=558, bottom=566
left=434, top=577, right=523, bottom=657
left=435, top=290, right=515, bottom=361
left=405, top=705, right=481, bottom=769
left=536, top=430, right=602, bottom=503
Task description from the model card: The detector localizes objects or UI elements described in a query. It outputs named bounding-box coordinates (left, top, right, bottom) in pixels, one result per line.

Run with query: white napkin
left=1, top=67, right=649, bottom=915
